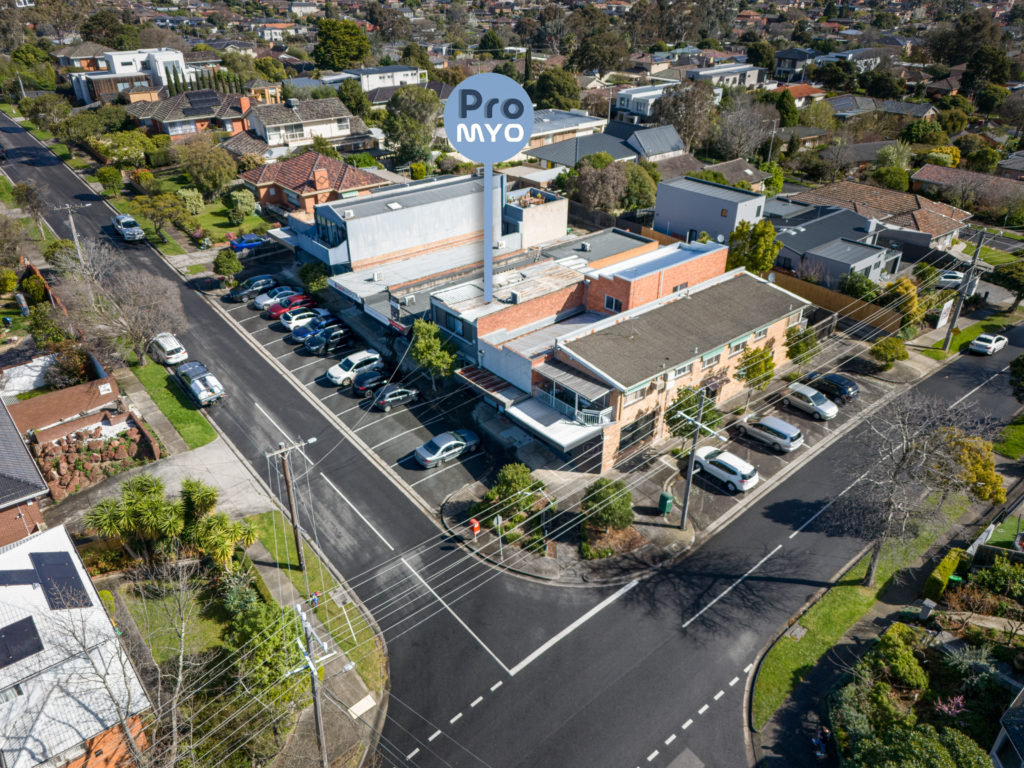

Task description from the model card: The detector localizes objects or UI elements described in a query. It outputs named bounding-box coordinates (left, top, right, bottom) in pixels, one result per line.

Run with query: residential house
left=126, top=90, right=250, bottom=140
left=992, top=686, right=1024, bottom=768
left=911, top=163, right=1024, bottom=209
left=774, top=47, right=820, bottom=81
left=820, top=140, right=897, bottom=173
left=50, top=42, right=109, bottom=71
left=0, top=401, right=47, bottom=547
left=787, top=179, right=971, bottom=253
left=222, top=98, right=373, bottom=159
left=0, top=525, right=150, bottom=768
left=826, top=94, right=937, bottom=121
left=290, top=1, right=320, bottom=16
left=524, top=123, right=686, bottom=168
left=776, top=83, right=826, bottom=107
left=612, top=82, right=677, bottom=122
left=245, top=78, right=283, bottom=105
left=182, top=49, right=221, bottom=77
left=815, top=47, right=885, bottom=73
left=363, top=80, right=454, bottom=107
left=686, top=62, right=766, bottom=88
left=652, top=176, right=766, bottom=243
left=340, top=64, right=427, bottom=91
left=528, top=109, right=608, bottom=151
left=70, top=48, right=195, bottom=104
left=779, top=125, right=831, bottom=150
left=998, top=151, right=1024, bottom=181
left=206, top=39, right=258, bottom=56
left=240, top=151, right=389, bottom=215
left=701, top=158, right=773, bottom=191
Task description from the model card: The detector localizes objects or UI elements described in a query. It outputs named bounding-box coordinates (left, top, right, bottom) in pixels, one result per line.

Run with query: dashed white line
left=682, top=545, right=782, bottom=628
left=744, top=663, right=753, bottom=673
left=948, top=365, right=1009, bottom=410
left=406, top=748, right=420, bottom=760
left=729, top=676, right=739, bottom=687
left=698, top=704, right=709, bottom=715
left=253, top=402, right=313, bottom=464
left=490, top=681, right=503, bottom=692
left=682, top=719, right=693, bottom=730
left=646, top=750, right=659, bottom=762
left=428, top=730, right=441, bottom=742
left=664, top=734, right=676, bottom=746
left=789, top=471, right=867, bottom=539
left=470, top=696, right=483, bottom=708
left=713, top=690, right=724, bottom=701
left=449, top=712, right=463, bottom=724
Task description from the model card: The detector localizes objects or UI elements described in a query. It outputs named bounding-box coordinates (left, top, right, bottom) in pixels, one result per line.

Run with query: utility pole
left=266, top=438, right=317, bottom=575
left=942, top=233, right=984, bottom=353
left=295, top=606, right=331, bottom=768
left=675, top=388, right=729, bottom=531
left=51, top=202, right=92, bottom=262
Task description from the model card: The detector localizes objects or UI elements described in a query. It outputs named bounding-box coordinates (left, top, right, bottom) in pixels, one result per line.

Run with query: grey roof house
left=0, top=400, right=47, bottom=546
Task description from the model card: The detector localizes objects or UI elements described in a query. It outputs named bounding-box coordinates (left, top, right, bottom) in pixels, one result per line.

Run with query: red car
left=264, top=294, right=315, bottom=319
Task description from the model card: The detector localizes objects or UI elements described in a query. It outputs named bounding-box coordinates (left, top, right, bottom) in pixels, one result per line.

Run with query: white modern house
left=686, top=63, right=766, bottom=88
left=613, top=83, right=677, bottom=121
left=652, top=176, right=766, bottom=243
left=70, top=48, right=197, bottom=103
left=339, top=65, right=427, bottom=91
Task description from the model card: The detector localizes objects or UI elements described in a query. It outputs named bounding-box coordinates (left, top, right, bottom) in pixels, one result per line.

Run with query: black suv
left=304, top=325, right=354, bottom=356
left=352, top=369, right=387, bottom=398
left=226, top=275, right=277, bottom=302
left=371, top=383, right=420, bottom=412
left=805, top=372, right=859, bottom=405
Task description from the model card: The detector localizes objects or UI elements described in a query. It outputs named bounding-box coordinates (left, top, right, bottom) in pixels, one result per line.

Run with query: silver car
left=253, top=285, right=299, bottom=310
left=111, top=213, right=145, bottom=241
left=414, top=430, right=481, bottom=468
left=738, top=414, right=804, bottom=452
left=781, top=383, right=838, bottom=421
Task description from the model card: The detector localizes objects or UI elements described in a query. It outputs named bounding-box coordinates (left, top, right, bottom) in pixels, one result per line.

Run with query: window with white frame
left=702, top=352, right=720, bottom=369
left=673, top=362, right=693, bottom=377
left=604, top=295, right=622, bottom=313
left=283, top=123, right=303, bottom=140
left=166, top=121, right=196, bottom=136
left=787, top=311, right=803, bottom=326
left=754, top=328, right=768, bottom=340
left=624, top=388, right=645, bottom=404
left=729, top=339, right=748, bottom=356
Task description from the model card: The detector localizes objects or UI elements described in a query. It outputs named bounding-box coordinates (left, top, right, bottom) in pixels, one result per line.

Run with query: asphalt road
left=962, top=225, right=1024, bottom=254
left=4, top=115, right=1022, bottom=768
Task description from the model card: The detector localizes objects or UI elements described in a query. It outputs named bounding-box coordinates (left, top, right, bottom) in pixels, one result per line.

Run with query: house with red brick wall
left=126, top=90, right=250, bottom=140
left=240, top=151, right=390, bottom=215
left=0, top=401, right=47, bottom=548
left=7, top=377, right=120, bottom=437
left=50, top=41, right=109, bottom=71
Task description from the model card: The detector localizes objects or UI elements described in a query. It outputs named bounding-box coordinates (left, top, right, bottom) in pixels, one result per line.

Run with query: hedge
left=924, top=547, right=967, bottom=602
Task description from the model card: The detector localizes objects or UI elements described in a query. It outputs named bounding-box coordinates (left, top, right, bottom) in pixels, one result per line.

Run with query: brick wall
left=475, top=282, right=586, bottom=337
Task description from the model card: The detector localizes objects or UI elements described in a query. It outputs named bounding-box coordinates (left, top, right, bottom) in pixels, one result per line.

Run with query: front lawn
left=0, top=176, right=15, bottom=206
left=920, top=318, right=1010, bottom=361
left=0, top=295, right=29, bottom=336
left=980, top=245, right=1018, bottom=266
left=128, top=361, right=217, bottom=450
left=995, top=412, right=1024, bottom=459
left=194, top=207, right=266, bottom=244
left=120, top=580, right=228, bottom=664
left=110, top=196, right=187, bottom=256
left=0, top=104, right=17, bottom=117
left=18, top=216, right=57, bottom=247
left=987, top=512, right=1024, bottom=549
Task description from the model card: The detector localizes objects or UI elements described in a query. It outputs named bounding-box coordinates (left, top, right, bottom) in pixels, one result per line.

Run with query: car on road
left=804, top=371, right=860, bottom=405
left=291, top=315, right=342, bottom=344
left=174, top=361, right=225, bottom=406
left=371, top=383, right=420, bottom=412
left=969, top=333, right=1008, bottom=355
left=414, top=430, right=481, bottom=468
left=265, top=294, right=315, bottom=320
left=304, top=325, right=354, bottom=356
left=694, top=446, right=759, bottom=492
left=281, top=307, right=331, bottom=331
left=229, top=233, right=270, bottom=252
left=352, top=369, right=387, bottom=398
left=936, top=271, right=964, bottom=290
left=737, top=414, right=803, bottom=453
left=326, top=349, right=382, bottom=386
left=226, top=275, right=276, bottom=302
left=781, top=382, right=838, bottom=421
left=148, top=332, right=188, bottom=365
left=111, top=213, right=145, bottom=242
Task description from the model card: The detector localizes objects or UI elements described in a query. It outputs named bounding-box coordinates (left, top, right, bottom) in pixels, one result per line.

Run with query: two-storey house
left=221, top=98, right=373, bottom=159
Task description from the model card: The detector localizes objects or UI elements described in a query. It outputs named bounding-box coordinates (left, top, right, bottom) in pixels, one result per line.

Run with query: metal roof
left=524, top=133, right=637, bottom=167
left=323, top=176, right=482, bottom=220
left=659, top=176, right=765, bottom=203
left=535, top=359, right=611, bottom=401
left=542, top=229, right=653, bottom=263
left=807, top=237, right=887, bottom=266
left=0, top=401, right=46, bottom=510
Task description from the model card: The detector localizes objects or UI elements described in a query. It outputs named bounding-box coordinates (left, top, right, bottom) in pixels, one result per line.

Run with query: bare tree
left=716, top=94, right=778, bottom=160
left=0, top=214, right=25, bottom=269
left=13, top=182, right=47, bottom=242
left=1001, top=90, right=1024, bottom=137
left=651, top=81, right=717, bottom=151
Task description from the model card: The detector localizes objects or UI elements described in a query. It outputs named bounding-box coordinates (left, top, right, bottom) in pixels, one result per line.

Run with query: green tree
left=337, top=77, right=370, bottom=117
left=298, top=261, right=330, bottom=293
left=21, top=275, right=46, bottom=305
left=1010, top=353, right=1024, bottom=401
left=798, top=99, right=836, bottom=131
left=308, top=134, right=342, bottom=160
left=785, top=326, right=819, bottom=364
left=478, top=28, right=505, bottom=58
left=976, top=82, right=1010, bottom=113
left=0, top=268, right=16, bottom=294
left=746, top=40, right=775, bottom=69
left=871, top=164, right=909, bottom=192
left=477, top=462, right=543, bottom=521
left=581, top=478, right=633, bottom=533
left=869, top=336, right=908, bottom=370
left=131, top=193, right=188, bottom=242
left=91, top=130, right=155, bottom=168
left=875, top=141, right=911, bottom=169
left=176, top=187, right=204, bottom=216
left=900, top=119, right=947, bottom=146
left=254, top=56, right=286, bottom=82
left=774, top=89, right=799, bottom=127
left=383, top=86, right=441, bottom=164
left=734, top=345, right=776, bottom=391
left=621, top=163, right=657, bottom=210
left=313, top=19, right=370, bottom=70
left=987, top=261, right=1024, bottom=311
left=570, top=30, right=629, bottom=74
left=228, top=189, right=256, bottom=217
left=665, top=386, right=724, bottom=440
left=213, top=249, right=243, bottom=278
left=19, top=92, right=70, bottom=132
left=879, top=276, right=923, bottom=326
left=966, top=146, right=1000, bottom=172
left=531, top=67, right=580, bottom=110
left=410, top=318, right=456, bottom=389
left=80, top=8, right=139, bottom=49
left=933, top=427, right=1006, bottom=514
left=727, top=219, right=781, bottom=275
left=937, top=107, right=968, bottom=135
left=859, top=69, right=905, bottom=99
left=759, top=161, right=784, bottom=196
left=177, top=140, right=237, bottom=200
left=224, top=602, right=305, bottom=690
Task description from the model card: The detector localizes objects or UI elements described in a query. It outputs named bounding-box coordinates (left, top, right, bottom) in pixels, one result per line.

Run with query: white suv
left=148, top=332, right=188, bottom=365
left=326, top=350, right=382, bottom=387
left=694, top=447, right=759, bottom=493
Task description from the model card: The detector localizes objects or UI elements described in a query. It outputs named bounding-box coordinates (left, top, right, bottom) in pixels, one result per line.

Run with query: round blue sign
left=444, top=73, right=534, bottom=165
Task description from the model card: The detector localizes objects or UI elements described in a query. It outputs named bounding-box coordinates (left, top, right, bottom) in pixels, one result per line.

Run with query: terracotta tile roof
left=911, top=163, right=1024, bottom=198
left=780, top=83, right=825, bottom=99
left=240, top=151, right=386, bottom=195
left=788, top=180, right=970, bottom=237
left=7, top=377, right=120, bottom=436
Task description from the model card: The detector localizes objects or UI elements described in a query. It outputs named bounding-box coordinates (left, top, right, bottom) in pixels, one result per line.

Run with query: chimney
left=238, top=95, right=251, bottom=114
left=313, top=167, right=329, bottom=191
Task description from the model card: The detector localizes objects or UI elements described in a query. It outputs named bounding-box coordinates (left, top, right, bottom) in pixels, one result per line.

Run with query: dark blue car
left=230, top=233, right=270, bottom=252
left=291, top=315, right=343, bottom=343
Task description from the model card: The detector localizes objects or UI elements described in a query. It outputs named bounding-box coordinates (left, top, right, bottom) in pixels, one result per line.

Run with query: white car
left=254, top=286, right=300, bottom=310
left=781, top=382, right=839, bottom=421
left=326, top=349, right=382, bottom=387
left=694, top=446, right=759, bottom=493
left=281, top=307, right=331, bottom=331
left=111, top=213, right=145, bottom=242
left=936, top=271, right=964, bottom=290
left=148, top=332, right=188, bottom=365
left=969, top=333, right=1008, bottom=355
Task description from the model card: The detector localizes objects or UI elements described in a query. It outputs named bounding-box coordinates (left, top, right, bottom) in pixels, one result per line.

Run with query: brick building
left=240, top=151, right=389, bottom=215
left=126, top=90, right=251, bottom=140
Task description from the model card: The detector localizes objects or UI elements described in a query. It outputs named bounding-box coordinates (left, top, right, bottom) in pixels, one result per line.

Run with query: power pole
left=942, top=233, right=984, bottom=353
left=295, top=606, right=331, bottom=768
left=674, top=388, right=729, bottom=531
left=266, top=438, right=317, bottom=575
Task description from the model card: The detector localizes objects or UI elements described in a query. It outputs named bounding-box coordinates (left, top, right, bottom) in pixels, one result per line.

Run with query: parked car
left=352, top=369, right=387, bottom=398
left=414, top=430, right=481, bottom=468
left=148, top=332, right=188, bottom=366
left=326, top=350, right=382, bottom=387
left=265, top=294, right=315, bottom=320
left=737, top=414, right=804, bottom=453
left=304, top=325, right=354, bottom=356
left=694, top=446, right=759, bottom=492
left=969, top=333, right=1008, bottom=355
left=371, top=383, right=420, bottom=412
left=936, top=271, right=964, bottom=290
left=281, top=307, right=331, bottom=331
left=291, top=315, right=341, bottom=343
left=226, top=275, right=276, bottom=302
left=781, top=382, right=839, bottom=421
left=174, top=361, right=224, bottom=406
left=804, top=371, right=860, bottom=405
left=254, top=286, right=300, bottom=310
left=111, top=213, right=145, bottom=242
left=230, top=233, right=270, bottom=252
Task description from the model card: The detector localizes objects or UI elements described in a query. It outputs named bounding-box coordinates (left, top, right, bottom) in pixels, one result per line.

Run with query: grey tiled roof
left=0, top=401, right=46, bottom=509
left=251, top=97, right=353, bottom=127
left=626, top=125, right=685, bottom=158
left=221, top=130, right=271, bottom=157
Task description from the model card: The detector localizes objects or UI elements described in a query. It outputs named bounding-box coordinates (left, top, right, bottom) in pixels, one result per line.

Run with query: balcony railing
left=534, top=390, right=613, bottom=426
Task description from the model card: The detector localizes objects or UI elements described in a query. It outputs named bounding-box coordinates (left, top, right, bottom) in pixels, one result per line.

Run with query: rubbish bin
left=658, top=492, right=674, bottom=516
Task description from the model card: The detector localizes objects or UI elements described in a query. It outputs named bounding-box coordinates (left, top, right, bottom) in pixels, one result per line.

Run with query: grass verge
left=988, top=513, right=1024, bottom=549
left=185, top=263, right=207, bottom=275
left=995, top=412, right=1024, bottom=459
left=920, top=317, right=1009, bottom=361
left=0, top=104, right=16, bottom=117
left=250, top=510, right=387, bottom=692
left=127, top=361, right=217, bottom=450
left=119, top=581, right=227, bottom=664
left=110, top=196, right=187, bottom=256
left=0, top=175, right=14, bottom=206
left=751, top=493, right=968, bottom=729
left=980, top=245, right=1018, bottom=267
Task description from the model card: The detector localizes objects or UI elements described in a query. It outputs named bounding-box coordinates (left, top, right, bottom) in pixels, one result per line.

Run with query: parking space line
left=290, top=358, right=326, bottom=372
left=320, top=473, right=394, bottom=551
left=406, top=748, right=419, bottom=760
left=276, top=348, right=299, bottom=359
left=237, top=312, right=266, bottom=323
left=407, top=452, right=486, bottom=486
left=371, top=419, right=444, bottom=450
left=401, top=558, right=510, bottom=673
left=225, top=304, right=251, bottom=313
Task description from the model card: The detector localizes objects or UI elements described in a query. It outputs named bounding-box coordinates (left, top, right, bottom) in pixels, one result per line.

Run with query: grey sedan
left=414, top=430, right=481, bottom=468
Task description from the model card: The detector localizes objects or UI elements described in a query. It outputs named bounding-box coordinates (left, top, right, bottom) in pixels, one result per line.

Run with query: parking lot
left=221, top=297, right=493, bottom=509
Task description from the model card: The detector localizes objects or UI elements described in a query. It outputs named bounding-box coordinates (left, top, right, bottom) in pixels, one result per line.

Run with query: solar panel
left=29, top=552, right=91, bottom=611
left=0, top=617, right=43, bottom=669
left=181, top=106, right=213, bottom=117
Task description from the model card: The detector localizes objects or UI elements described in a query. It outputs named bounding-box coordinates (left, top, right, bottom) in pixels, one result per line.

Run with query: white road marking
left=253, top=401, right=314, bottom=464
left=408, top=453, right=486, bottom=486
left=290, top=358, right=325, bottom=372
left=508, top=580, right=639, bottom=676
left=713, top=690, right=724, bottom=701
left=682, top=719, right=693, bottom=730
left=789, top=470, right=868, bottom=539
left=428, top=730, right=441, bottom=742
left=276, top=348, right=298, bottom=359
left=320, top=473, right=394, bottom=550
left=948, top=365, right=1009, bottom=410
left=371, top=423, right=436, bottom=449
left=490, top=681, right=503, bottom=692
left=225, top=303, right=251, bottom=313
left=744, top=663, right=753, bottom=673
left=729, top=677, right=739, bottom=687
left=449, top=712, right=462, bottom=724
left=682, top=545, right=782, bottom=629
left=698, top=704, right=709, bottom=715
left=664, top=734, right=676, bottom=746
left=402, top=558, right=510, bottom=673
left=470, top=696, right=483, bottom=708
left=237, top=312, right=265, bottom=322
left=646, top=750, right=659, bottom=762
left=406, top=748, right=420, bottom=760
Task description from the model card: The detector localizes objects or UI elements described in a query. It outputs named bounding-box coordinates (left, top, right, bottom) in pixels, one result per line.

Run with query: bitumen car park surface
left=221, top=297, right=491, bottom=509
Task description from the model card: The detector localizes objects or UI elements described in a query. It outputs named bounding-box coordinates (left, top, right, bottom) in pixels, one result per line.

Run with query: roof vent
left=386, top=201, right=403, bottom=210
left=372, top=271, right=384, bottom=282
left=401, top=294, right=416, bottom=306
left=285, top=98, right=297, bottom=108
left=580, top=241, right=592, bottom=252
left=342, top=209, right=354, bottom=219
left=509, top=290, right=521, bottom=304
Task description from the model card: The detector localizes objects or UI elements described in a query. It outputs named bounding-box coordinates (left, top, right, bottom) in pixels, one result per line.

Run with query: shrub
left=913, top=262, right=939, bottom=287
left=0, top=268, right=17, bottom=293
left=144, top=147, right=174, bottom=167
left=298, top=261, right=330, bottom=293
left=212, top=249, right=243, bottom=277
left=970, top=555, right=1024, bottom=600
left=228, top=188, right=256, bottom=217
left=176, top=187, right=204, bottom=216
left=870, top=337, right=908, bottom=370
left=924, top=547, right=967, bottom=602
left=410, top=162, right=427, bottom=180
left=95, top=165, right=123, bottom=194
left=226, top=207, right=246, bottom=226
left=98, top=589, right=116, bottom=617
left=20, top=274, right=47, bottom=305
left=869, top=623, right=928, bottom=690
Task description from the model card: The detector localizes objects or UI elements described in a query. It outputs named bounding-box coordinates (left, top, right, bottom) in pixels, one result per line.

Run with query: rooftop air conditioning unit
left=496, top=239, right=506, bottom=249
left=401, top=294, right=416, bottom=306
left=285, top=98, right=297, bottom=108
left=581, top=241, right=592, bottom=252
left=342, top=209, right=354, bottom=219
left=372, top=271, right=383, bottom=282
left=509, top=290, right=521, bottom=304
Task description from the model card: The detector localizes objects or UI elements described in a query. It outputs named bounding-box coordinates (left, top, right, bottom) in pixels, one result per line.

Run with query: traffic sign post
left=494, top=513, right=503, bottom=561
left=444, top=74, right=533, bottom=303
